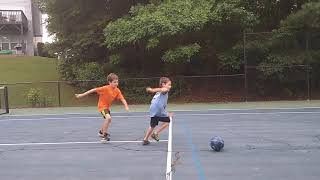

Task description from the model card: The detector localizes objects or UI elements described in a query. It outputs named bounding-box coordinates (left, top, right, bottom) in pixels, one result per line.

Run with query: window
left=10, top=43, right=18, bottom=50
left=22, top=43, right=26, bottom=51
left=9, top=15, right=16, bottom=22
left=2, top=43, right=9, bottom=50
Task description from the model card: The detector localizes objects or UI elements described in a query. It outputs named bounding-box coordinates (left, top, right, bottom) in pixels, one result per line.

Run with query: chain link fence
left=2, top=72, right=320, bottom=109
left=1, top=74, right=246, bottom=108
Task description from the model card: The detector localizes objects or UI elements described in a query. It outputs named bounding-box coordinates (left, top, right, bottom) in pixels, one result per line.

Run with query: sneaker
left=98, top=130, right=104, bottom=137
left=142, top=140, right=150, bottom=145
left=101, top=133, right=111, bottom=141
left=151, top=132, right=160, bottom=141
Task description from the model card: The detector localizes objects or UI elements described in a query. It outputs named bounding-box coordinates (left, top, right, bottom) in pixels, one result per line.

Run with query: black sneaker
left=98, top=130, right=103, bottom=137
left=101, top=133, right=111, bottom=141
left=142, top=140, right=150, bottom=145
left=151, top=132, right=160, bottom=141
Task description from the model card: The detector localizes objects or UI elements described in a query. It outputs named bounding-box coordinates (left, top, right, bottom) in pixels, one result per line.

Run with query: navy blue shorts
left=150, top=116, right=170, bottom=128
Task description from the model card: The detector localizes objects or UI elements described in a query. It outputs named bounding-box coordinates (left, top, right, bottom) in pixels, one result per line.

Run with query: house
left=0, top=0, right=42, bottom=56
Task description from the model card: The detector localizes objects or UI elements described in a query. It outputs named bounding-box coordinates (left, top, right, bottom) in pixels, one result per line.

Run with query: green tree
left=39, top=0, right=319, bottom=80
left=36, top=0, right=149, bottom=81
left=104, top=0, right=257, bottom=75
left=258, top=1, right=320, bottom=79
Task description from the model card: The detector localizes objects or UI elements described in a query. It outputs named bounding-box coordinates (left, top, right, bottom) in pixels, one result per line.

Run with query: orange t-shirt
left=95, top=85, right=124, bottom=112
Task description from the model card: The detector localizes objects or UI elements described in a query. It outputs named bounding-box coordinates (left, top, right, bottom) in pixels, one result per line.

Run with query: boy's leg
left=100, top=109, right=111, bottom=135
left=152, top=117, right=170, bottom=141
left=151, top=122, right=168, bottom=141
left=155, top=122, right=169, bottom=134
left=143, top=117, right=158, bottom=145
left=144, top=126, right=154, bottom=141
left=143, top=127, right=154, bottom=145
left=102, top=113, right=112, bottom=135
left=100, top=113, right=111, bottom=141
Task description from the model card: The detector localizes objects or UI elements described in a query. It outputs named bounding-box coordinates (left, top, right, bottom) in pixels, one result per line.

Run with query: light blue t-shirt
left=150, top=92, right=168, bottom=117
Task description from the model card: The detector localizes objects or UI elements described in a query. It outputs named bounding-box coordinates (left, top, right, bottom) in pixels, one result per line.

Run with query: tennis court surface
left=1, top=106, right=320, bottom=180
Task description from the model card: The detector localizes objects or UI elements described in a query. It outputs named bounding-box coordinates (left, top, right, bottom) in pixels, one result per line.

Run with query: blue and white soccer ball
left=210, top=136, right=224, bottom=152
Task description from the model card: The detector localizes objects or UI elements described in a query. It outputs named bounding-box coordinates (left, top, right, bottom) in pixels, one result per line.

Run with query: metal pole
left=306, top=32, right=311, bottom=101
left=307, top=65, right=310, bottom=101
left=179, top=76, right=182, bottom=97
left=21, top=23, right=23, bottom=54
left=4, top=86, right=9, bottom=113
left=243, top=30, right=248, bottom=102
left=57, top=81, right=61, bottom=107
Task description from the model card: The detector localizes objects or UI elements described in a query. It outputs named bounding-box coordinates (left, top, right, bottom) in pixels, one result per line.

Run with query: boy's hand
left=125, top=105, right=129, bottom=111
left=168, top=112, right=174, bottom=117
left=146, top=87, right=152, bottom=93
left=75, top=94, right=83, bottom=98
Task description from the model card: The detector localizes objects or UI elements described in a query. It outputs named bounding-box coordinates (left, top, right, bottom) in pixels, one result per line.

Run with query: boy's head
left=107, top=73, right=119, bottom=88
left=159, top=77, right=172, bottom=90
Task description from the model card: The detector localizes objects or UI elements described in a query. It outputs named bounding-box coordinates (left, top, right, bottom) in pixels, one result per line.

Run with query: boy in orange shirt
left=75, top=73, right=129, bottom=141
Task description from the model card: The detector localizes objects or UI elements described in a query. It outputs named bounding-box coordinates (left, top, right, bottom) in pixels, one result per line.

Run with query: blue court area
left=1, top=108, right=320, bottom=180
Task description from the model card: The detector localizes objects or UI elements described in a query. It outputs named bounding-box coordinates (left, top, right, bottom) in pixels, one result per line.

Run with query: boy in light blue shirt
left=143, top=77, right=173, bottom=145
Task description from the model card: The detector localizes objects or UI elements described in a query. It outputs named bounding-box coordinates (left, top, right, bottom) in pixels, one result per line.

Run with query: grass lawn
left=0, top=55, right=60, bottom=83
left=0, top=56, right=96, bottom=108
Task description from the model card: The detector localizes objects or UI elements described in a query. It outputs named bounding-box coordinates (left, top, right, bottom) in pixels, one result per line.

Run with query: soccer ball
left=210, top=136, right=224, bottom=152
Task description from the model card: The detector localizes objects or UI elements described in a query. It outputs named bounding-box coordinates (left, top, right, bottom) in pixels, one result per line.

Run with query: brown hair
left=159, top=77, right=171, bottom=87
left=107, top=73, right=119, bottom=82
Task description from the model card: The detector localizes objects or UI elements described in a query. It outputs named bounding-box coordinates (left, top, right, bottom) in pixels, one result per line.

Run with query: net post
left=166, top=117, right=173, bottom=180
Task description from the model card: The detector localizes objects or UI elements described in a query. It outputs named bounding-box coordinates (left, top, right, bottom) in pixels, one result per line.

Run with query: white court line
left=181, top=111, right=320, bottom=116
left=166, top=117, right=173, bottom=180
left=0, top=115, right=148, bottom=122
left=0, top=140, right=168, bottom=147
left=3, top=106, right=320, bottom=117
left=1, top=113, right=99, bottom=117
left=170, top=106, right=320, bottom=112
left=2, top=111, right=320, bottom=122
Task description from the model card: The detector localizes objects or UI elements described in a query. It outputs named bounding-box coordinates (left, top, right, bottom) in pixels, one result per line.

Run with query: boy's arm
left=75, top=88, right=96, bottom=98
left=146, top=87, right=169, bottom=94
left=117, top=90, right=129, bottom=111
left=120, top=98, right=129, bottom=111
